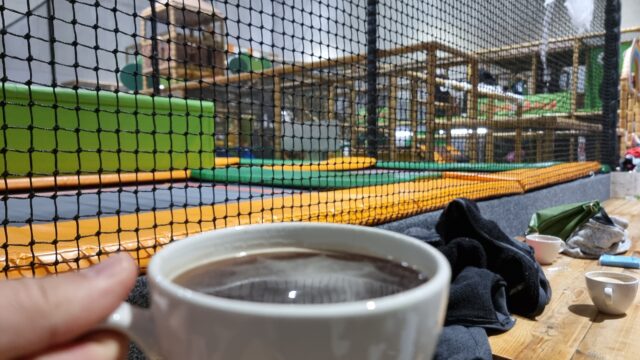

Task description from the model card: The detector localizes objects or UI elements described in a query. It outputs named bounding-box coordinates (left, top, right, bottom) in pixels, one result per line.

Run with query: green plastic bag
left=527, top=201, right=601, bottom=241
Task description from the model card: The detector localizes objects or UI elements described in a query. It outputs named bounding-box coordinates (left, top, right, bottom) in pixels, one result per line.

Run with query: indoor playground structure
left=0, top=0, right=635, bottom=279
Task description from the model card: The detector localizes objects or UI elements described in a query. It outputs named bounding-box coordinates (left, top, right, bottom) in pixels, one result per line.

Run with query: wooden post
left=530, top=55, right=537, bottom=95
left=388, top=76, right=398, bottom=161
left=619, top=80, right=629, bottom=157
left=467, top=60, right=479, bottom=163
left=633, top=90, right=640, bottom=151
left=168, top=5, right=178, bottom=75
left=544, top=128, right=555, bottom=161
left=273, top=77, right=283, bottom=159
left=536, top=132, right=543, bottom=162
left=140, top=17, right=149, bottom=93
left=570, top=39, right=582, bottom=117
left=409, top=80, right=418, bottom=161
left=445, top=100, right=452, bottom=149
left=350, top=87, right=359, bottom=155
left=569, top=136, right=576, bottom=161
left=485, top=98, right=495, bottom=163
left=515, top=103, right=523, bottom=162
left=327, top=85, right=337, bottom=157
left=426, top=47, right=437, bottom=162
left=328, top=85, right=335, bottom=122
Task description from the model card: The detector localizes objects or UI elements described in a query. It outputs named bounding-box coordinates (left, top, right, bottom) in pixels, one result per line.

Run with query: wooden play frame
left=147, top=26, right=640, bottom=164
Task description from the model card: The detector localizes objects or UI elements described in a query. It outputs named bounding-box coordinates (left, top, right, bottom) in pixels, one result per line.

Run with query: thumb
left=0, top=253, right=138, bottom=360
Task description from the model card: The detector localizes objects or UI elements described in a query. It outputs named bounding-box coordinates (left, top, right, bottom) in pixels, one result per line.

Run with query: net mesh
left=0, top=0, right=630, bottom=278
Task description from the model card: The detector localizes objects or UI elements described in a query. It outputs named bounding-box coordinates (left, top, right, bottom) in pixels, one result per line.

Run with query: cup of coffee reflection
left=104, top=223, right=451, bottom=360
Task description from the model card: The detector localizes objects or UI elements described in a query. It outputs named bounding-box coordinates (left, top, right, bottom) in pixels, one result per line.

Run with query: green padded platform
left=190, top=167, right=441, bottom=189
left=375, top=161, right=559, bottom=172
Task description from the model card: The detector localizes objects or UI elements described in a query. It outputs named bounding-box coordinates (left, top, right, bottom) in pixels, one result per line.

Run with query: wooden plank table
left=489, top=198, right=640, bottom=359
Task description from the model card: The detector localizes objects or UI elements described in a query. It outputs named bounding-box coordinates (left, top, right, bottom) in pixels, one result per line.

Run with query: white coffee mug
left=585, top=271, right=639, bottom=315
left=525, top=234, right=563, bottom=265
left=103, top=223, right=451, bottom=360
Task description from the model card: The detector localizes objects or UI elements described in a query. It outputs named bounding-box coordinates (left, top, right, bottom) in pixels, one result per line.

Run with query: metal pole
left=366, top=0, right=378, bottom=158
left=149, top=1, right=160, bottom=94
left=602, top=0, right=620, bottom=166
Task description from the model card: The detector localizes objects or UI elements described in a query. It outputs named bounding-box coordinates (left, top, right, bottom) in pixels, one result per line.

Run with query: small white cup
left=102, top=223, right=451, bottom=360
left=525, top=234, right=563, bottom=265
left=585, top=271, right=639, bottom=315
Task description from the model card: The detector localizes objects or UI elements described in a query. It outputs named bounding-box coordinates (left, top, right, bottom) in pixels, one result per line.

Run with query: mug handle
left=604, top=287, right=614, bottom=305
left=98, top=302, right=162, bottom=359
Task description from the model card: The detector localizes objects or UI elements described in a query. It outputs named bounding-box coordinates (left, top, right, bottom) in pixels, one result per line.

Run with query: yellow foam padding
left=214, top=157, right=240, bottom=167
left=0, top=170, right=191, bottom=192
left=443, top=172, right=520, bottom=183
left=501, top=162, right=600, bottom=191
left=443, top=162, right=601, bottom=191
left=263, top=156, right=376, bottom=171
left=0, top=178, right=523, bottom=279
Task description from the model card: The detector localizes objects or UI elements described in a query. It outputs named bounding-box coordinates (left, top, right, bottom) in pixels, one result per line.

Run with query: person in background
left=0, top=254, right=138, bottom=360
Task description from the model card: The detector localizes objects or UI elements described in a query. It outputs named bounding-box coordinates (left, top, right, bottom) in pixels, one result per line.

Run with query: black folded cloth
left=434, top=325, right=492, bottom=360
left=435, top=198, right=551, bottom=318
left=402, top=234, right=514, bottom=332
left=437, top=237, right=487, bottom=279
left=446, top=266, right=514, bottom=332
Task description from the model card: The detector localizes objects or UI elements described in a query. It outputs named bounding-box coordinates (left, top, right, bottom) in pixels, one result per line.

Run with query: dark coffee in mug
left=173, top=247, right=427, bottom=304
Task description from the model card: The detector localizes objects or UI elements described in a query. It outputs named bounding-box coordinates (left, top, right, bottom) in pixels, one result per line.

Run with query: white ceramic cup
left=585, top=271, right=639, bottom=315
left=103, top=222, right=451, bottom=360
left=525, top=234, right=563, bottom=265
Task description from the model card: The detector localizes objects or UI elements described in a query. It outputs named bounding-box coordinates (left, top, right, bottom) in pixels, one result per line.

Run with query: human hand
left=0, top=253, right=138, bottom=359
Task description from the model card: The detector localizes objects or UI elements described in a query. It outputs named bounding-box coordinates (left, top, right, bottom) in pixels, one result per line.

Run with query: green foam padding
left=190, top=167, right=441, bottom=189
left=375, top=161, right=560, bottom=172
left=0, top=83, right=215, bottom=176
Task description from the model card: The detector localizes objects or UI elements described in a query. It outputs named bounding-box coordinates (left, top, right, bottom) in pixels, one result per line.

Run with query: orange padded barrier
left=500, top=162, right=600, bottom=191
left=0, top=178, right=522, bottom=278
left=0, top=157, right=238, bottom=192
left=443, top=162, right=601, bottom=191
left=0, top=170, right=191, bottom=192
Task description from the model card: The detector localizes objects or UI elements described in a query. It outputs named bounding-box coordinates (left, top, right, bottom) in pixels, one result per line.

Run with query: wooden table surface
left=489, top=198, right=640, bottom=359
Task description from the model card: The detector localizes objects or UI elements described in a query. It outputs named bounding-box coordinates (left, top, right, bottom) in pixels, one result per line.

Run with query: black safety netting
left=0, top=0, right=628, bottom=278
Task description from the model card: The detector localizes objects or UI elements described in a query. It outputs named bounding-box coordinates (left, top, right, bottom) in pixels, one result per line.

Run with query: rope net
left=0, top=0, right=627, bottom=278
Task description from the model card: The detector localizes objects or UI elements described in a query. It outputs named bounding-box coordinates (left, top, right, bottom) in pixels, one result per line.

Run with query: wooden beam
left=530, top=54, right=538, bottom=95
left=468, top=60, right=479, bottom=163
left=168, top=6, right=178, bottom=65
left=430, top=115, right=601, bottom=132
left=350, top=88, right=359, bottom=156
left=445, top=92, right=453, bottom=150
left=409, top=81, right=418, bottom=161
left=425, top=46, right=437, bottom=162
left=327, top=85, right=335, bottom=122
left=619, top=77, right=630, bottom=157
left=515, top=103, right=523, bottom=162
left=273, top=77, right=283, bottom=159
left=570, top=39, right=582, bottom=116
left=388, top=76, right=398, bottom=161
left=570, top=136, right=576, bottom=162
left=485, top=98, right=495, bottom=163
left=536, top=132, right=543, bottom=162
left=544, top=129, right=555, bottom=161
left=165, top=40, right=478, bottom=93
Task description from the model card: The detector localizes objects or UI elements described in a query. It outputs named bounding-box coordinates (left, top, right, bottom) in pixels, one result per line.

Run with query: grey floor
left=0, top=181, right=300, bottom=225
